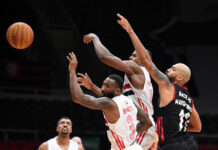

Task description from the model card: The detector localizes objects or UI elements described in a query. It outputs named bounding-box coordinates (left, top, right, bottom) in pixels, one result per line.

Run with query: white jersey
left=47, top=137, right=78, bottom=150
left=105, top=95, right=142, bottom=150
left=123, top=67, right=157, bottom=150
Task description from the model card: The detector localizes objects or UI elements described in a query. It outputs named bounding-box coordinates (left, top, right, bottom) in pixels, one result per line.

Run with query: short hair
left=57, top=116, right=72, bottom=125
left=108, top=74, right=123, bottom=90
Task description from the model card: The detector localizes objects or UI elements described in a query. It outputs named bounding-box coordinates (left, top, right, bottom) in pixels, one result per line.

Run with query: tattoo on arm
left=137, top=113, right=152, bottom=134
left=134, top=103, right=152, bottom=134
left=78, top=94, right=115, bottom=110
left=149, top=63, right=171, bottom=87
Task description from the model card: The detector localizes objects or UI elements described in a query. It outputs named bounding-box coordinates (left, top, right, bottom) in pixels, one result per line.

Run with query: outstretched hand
left=83, top=33, right=98, bottom=44
left=117, top=13, right=133, bottom=33
left=66, top=52, right=78, bottom=73
left=77, top=73, right=93, bottom=90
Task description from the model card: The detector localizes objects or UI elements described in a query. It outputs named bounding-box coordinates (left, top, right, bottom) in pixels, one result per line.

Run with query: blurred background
left=0, top=0, right=218, bottom=149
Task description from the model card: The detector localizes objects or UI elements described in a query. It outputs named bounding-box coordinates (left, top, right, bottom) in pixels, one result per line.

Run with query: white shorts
left=136, top=126, right=158, bottom=150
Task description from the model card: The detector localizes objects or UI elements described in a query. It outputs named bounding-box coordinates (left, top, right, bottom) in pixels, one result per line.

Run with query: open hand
left=66, top=52, right=78, bottom=73
left=117, top=13, right=133, bottom=33
left=77, top=73, right=93, bottom=90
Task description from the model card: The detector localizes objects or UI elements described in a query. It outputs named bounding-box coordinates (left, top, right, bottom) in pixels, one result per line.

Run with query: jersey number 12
left=179, top=109, right=190, bottom=131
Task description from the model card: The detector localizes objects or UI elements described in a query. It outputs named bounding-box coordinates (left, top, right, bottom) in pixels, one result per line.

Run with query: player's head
left=56, top=116, right=72, bottom=136
left=129, top=50, right=152, bottom=65
left=165, top=63, right=191, bottom=85
left=101, top=74, right=123, bottom=98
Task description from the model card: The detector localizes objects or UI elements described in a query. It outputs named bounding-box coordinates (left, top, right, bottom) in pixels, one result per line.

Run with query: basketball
left=6, top=22, right=34, bottom=49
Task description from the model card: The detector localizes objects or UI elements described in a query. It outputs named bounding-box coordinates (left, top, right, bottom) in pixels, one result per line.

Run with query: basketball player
left=72, top=136, right=85, bottom=150
left=38, top=117, right=82, bottom=150
left=67, top=52, right=152, bottom=150
left=83, top=33, right=158, bottom=150
left=116, top=13, right=202, bottom=149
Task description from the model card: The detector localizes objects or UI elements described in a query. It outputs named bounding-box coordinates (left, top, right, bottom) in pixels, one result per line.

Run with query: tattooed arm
left=77, top=94, right=117, bottom=110
left=70, top=70, right=116, bottom=110
left=134, top=102, right=152, bottom=134
left=117, top=13, right=172, bottom=88
left=67, top=52, right=116, bottom=111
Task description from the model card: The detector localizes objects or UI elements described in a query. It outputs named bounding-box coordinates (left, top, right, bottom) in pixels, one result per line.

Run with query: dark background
left=0, top=0, right=218, bottom=149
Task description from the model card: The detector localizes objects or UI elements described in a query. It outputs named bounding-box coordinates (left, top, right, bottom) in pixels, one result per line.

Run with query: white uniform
left=123, top=67, right=157, bottom=150
left=47, top=137, right=78, bottom=150
left=105, top=95, right=142, bottom=150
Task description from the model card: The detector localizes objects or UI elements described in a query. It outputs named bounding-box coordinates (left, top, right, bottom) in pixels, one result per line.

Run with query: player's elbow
left=72, top=97, right=80, bottom=103
left=72, top=95, right=83, bottom=104
left=192, top=125, right=202, bottom=132
left=195, top=123, right=202, bottom=132
left=187, top=122, right=202, bottom=132
left=193, top=117, right=202, bottom=132
left=197, top=127, right=202, bottom=132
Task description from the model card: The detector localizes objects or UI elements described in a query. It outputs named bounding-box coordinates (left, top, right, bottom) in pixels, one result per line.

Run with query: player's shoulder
left=124, top=60, right=143, bottom=72
left=38, top=142, right=48, bottom=150
left=117, top=94, right=133, bottom=103
left=124, top=60, right=138, bottom=66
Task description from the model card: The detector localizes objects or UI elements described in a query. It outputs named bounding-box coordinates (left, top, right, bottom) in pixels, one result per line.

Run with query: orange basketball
left=6, top=22, right=34, bottom=49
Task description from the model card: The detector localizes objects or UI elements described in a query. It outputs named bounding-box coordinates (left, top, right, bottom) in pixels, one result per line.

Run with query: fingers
left=85, top=73, right=90, bottom=78
left=66, top=56, right=71, bottom=62
left=117, top=20, right=122, bottom=25
left=117, top=13, right=123, bottom=19
left=85, top=73, right=92, bottom=81
left=79, top=83, right=85, bottom=87
left=77, top=73, right=86, bottom=78
left=83, top=35, right=92, bottom=44
left=117, top=14, right=127, bottom=27
left=83, top=36, right=89, bottom=44
left=67, top=52, right=73, bottom=59
left=69, top=52, right=75, bottom=58
left=77, top=77, right=83, bottom=82
left=117, top=13, right=126, bottom=21
left=66, top=52, right=78, bottom=65
left=83, top=35, right=88, bottom=44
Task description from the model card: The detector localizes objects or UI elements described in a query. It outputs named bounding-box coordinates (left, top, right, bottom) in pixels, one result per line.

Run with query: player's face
left=57, top=119, right=72, bottom=135
left=165, top=65, right=178, bottom=83
left=129, top=51, right=140, bottom=64
left=101, top=78, right=117, bottom=98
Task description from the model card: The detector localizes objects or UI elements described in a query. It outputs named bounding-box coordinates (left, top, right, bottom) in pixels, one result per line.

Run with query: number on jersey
left=179, top=109, right=190, bottom=131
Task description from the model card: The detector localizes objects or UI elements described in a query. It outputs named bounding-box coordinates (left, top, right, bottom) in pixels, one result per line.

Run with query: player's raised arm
left=67, top=52, right=117, bottom=111
left=83, top=33, right=139, bottom=76
left=117, top=13, right=171, bottom=88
